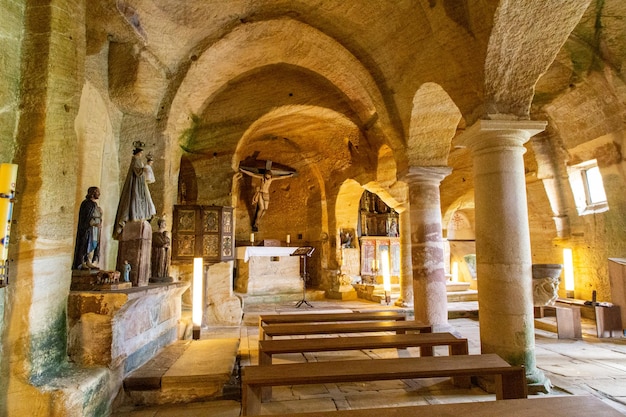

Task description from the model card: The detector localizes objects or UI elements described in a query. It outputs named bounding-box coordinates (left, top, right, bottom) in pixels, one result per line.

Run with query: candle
left=250, top=233, right=255, bottom=244
left=286, top=234, right=291, bottom=244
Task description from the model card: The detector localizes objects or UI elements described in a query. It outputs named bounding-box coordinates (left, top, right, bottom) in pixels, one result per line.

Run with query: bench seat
left=260, top=320, right=431, bottom=340
left=258, top=332, right=468, bottom=365
left=242, top=353, right=527, bottom=415
left=259, top=311, right=407, bottom=327
left=261, top=395, right=622, bottom=417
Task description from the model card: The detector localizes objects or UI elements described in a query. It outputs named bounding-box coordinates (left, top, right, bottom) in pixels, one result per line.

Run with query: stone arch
left=74, top=81, right=119, bottom=270
left=483, top=1, right=591, bottom=118
left=442, top=190, right=476, bottom=288
left=407, top=83, right=462, bottom=167
left=166, top=18, right=399, bottom=159
left=442, top=190, right=475, bottom=237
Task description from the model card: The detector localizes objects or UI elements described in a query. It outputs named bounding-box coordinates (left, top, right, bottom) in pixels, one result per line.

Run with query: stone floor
left=112, top=296, right=626, bottom=416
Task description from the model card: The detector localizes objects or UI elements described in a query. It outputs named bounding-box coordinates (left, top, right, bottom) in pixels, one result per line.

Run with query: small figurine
left=123, top=260, right=131, bottom=282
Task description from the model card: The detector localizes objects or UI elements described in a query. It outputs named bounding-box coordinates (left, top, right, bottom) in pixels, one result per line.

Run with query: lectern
left=291, top=246, right=315, bottom=308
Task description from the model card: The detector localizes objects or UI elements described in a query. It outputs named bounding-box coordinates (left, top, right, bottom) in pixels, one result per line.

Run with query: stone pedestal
left=326, top=268, right=357, bottom=300
left=204, top=261, right=243, bottom=325
left=116, top=220, right=152, bottom=287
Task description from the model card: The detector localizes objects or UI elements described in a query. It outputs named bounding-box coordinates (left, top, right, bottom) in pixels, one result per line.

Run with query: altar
left=234, top=246, right=302, bottom=299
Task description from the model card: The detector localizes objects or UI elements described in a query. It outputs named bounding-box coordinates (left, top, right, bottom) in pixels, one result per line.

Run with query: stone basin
left=532, top=264, right=563, bottom=279
left=531, top=264, right=563, bottom=306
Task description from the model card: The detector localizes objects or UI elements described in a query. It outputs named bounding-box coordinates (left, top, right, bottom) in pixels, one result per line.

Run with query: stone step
left=123, top=338, right=240, bottom=406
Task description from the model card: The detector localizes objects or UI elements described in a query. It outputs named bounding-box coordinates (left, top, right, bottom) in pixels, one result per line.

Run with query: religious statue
left=238, top=168, right=295, bottom=231
left=150, top=217, right=172, bottom=282
left=113, top=147, right=157, bottom=239
left=144, top=153, right=155, bottom=185
left=123, top=260, right=131, bottom=282
left=341, top=230, right=353, bottom=248
left=72, top=186, right=103, bottom=270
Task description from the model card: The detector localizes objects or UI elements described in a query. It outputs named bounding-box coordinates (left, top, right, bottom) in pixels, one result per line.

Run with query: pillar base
left=526, top=367, right=552, bottom=394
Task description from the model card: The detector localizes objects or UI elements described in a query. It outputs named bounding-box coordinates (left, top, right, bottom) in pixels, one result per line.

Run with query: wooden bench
left=260, top=320, right=431, bottom=340
left=241, top=353, right=527, bottom=415
left=261, top=395, right=623, bottom=417
left=258, top=332, right=468, bottom=365
left=259, top=311, right=407, bottom=327
left=534, top=305, right=582, bottom=339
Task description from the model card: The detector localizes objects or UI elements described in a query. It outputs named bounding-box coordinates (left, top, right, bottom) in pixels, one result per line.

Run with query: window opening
left=567, top=159, right=608, bottom=215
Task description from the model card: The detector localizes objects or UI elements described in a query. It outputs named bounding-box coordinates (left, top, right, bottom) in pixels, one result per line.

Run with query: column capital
left=400, top=166, right=452, bottom=184
left=457, top=119, right=547, bottom=153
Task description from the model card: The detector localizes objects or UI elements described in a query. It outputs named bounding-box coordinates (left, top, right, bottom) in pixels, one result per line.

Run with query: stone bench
left=258, top=332, right=468, bottom=365
left=261, top=395, right=623, bottom=417
left=259, top=310, right=407, bottom=327
left=241, top=353, right=527, bottom=415
left=260, top=320, right=431, bottom=340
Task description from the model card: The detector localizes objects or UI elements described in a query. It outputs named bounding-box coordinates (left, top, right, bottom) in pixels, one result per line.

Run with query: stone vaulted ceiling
left=86, top=0, right=626, bottom=212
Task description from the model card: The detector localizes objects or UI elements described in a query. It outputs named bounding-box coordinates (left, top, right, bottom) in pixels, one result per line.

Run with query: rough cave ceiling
left=87, top=0, right=626, bottom=207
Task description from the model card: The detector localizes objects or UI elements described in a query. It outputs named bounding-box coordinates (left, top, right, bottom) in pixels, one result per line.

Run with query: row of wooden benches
left=241, top=311, right=528, bottom=416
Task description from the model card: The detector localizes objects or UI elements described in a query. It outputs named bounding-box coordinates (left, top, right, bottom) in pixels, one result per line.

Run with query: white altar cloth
left=235, top=246, right=301, bottom=297
left=236, top=246, right=297, bottom=262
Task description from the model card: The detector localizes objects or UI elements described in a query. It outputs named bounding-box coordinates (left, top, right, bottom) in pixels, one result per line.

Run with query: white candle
left=286, top=234, right=291, bottom=244
left=250, top=233, right=255, bottom=243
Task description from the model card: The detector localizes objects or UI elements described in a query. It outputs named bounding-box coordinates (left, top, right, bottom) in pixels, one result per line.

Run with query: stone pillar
left=116, top=220, right=152, bottom=286
left=402, top=166, right=451, bottom=328
left=459, top=119, right=549, bottom=389
left=395, top=208, right=414, bottom=308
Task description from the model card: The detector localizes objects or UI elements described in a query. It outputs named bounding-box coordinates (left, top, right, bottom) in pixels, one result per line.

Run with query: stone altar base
left=68, top=281, right=190, bottom=372
left=117, top=220, right=152, bottom=287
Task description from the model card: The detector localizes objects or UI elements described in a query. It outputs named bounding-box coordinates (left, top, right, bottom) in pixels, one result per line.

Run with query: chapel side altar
left=235, top=246, right=302, bottom=298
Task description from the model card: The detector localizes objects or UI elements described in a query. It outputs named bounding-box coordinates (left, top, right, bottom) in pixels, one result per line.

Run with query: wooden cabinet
left=172, top=205, right=234, bottom=263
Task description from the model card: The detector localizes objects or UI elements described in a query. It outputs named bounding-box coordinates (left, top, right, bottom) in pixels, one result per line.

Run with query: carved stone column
left=402, top=166, right=451, bottom=328
left=458, top=119, right=549, bottom=389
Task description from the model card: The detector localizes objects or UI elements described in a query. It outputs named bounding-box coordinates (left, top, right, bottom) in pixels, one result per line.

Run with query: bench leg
left=555, top=307, right=581, bottom=339
left=242, top=384, right=262, bottom=416
left=449, top=342, right=469, bottom=356
left=451, top=375, right=472, bottom=388
left=420, top=346, right=433, bottom=356
left=261, top=386, right=273, bottom=402
left=259, top=351, right=272, bottom=366
left=495, top=369, right=527, bottom=400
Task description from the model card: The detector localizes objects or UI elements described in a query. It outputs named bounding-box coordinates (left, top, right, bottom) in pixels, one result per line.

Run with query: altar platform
left=234, top=246, right=303, bottom=303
